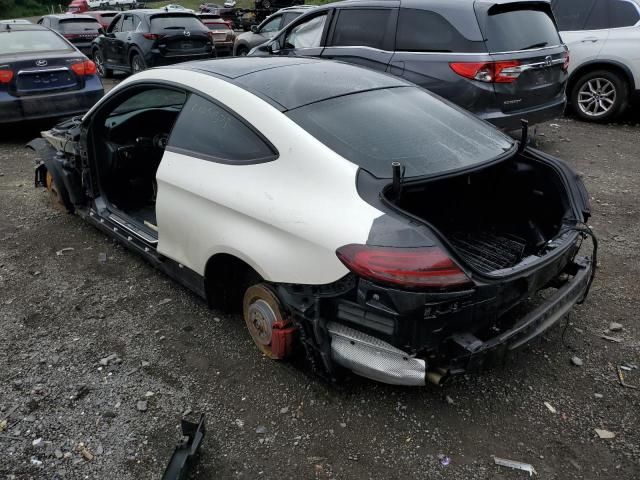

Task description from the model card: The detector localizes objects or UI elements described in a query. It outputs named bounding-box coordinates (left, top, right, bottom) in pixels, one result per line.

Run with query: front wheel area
left=93, top=49, right=112, bottom=78
left=243, top=284, right=296, bottom=360
left=571, top=70, right=629, bottom=122
left=130, top=53, right=147, bottom=74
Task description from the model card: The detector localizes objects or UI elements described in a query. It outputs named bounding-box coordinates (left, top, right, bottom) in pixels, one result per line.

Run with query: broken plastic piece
left=616, top=366, right=638, bottom=389
left=493, top=456, right=537, bottom=477
left=595, top=428, right=615, bottom=439
left=162, top=414, right=206, bottom=480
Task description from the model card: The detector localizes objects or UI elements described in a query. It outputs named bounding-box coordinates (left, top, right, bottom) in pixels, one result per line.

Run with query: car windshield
left=0, top=30, right=73, bottom=54
left=150, top=14, right=206, bottom=31
left=286, top=87, right=514, bottom=178
left=59, top=19, right=101, bottom=31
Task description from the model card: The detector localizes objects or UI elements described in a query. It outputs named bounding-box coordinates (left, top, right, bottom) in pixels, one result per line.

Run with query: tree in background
left=0, top=0, right=62, bottom=19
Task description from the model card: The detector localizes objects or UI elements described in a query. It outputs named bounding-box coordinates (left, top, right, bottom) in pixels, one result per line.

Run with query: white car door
left=596, top=0, right=640, bottom=87
left=553, top=0, right=610, bottom=74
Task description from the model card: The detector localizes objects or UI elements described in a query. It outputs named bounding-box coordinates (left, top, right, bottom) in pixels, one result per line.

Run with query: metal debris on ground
left=56, top=247, right=74, bottom=256
left=544, top=402, right=557, bottom=414
left=601, top=335, right=622, bottom=343
left=162, top=414, right=206, bottom=480
left=616, top=366, right=638, bottom=389
left=594, top=428, right=615, bottom=439
left=493, top=456, right=537, bottom=476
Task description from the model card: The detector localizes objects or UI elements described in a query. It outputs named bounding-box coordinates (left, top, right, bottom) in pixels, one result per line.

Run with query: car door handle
left=127, top=36, right=132, bottom=41
left=581, top=37, right=599, bottom=43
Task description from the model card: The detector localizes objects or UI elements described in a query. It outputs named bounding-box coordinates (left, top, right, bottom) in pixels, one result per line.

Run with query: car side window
left=396, top=9, right=485, bottom=53
left=260, top=15, right=282, bottom=34
left=168, top=95, right=276, bottom=163
left=121, top=14, right=135, bottom=33
left=330, top=9, right=393, bottom=49
left=133, top=15, right=144, bottom=32
left=583, top=0, right=610, bottom=30
left=109, top=16, right=123, bottom=33
left=284, top=13, right=328, bottom=49
left=551, top=0, right=596, bottom=30
left=609, top=0, right=640, bottom=27
left=281, top=12, right=301, bottom=27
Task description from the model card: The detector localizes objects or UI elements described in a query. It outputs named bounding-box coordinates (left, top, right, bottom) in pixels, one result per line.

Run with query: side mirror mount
left=268, top=39, right=280, bottom=54
left=250, top=25, right=258, bottom=33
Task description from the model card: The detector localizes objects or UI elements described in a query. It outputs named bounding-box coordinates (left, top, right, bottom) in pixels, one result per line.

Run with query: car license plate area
left=17, top=70, right=77, bottom=93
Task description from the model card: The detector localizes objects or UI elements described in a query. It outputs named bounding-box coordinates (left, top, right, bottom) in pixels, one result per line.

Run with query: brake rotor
left=243, top=284, right=293, bottom=360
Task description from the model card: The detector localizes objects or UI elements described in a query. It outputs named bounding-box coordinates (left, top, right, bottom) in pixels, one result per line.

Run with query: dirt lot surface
left=1, top=79, right=639, bottom=479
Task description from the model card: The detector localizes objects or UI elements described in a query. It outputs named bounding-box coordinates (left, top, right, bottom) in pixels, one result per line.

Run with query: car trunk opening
left=384, top=154, right=577, bottom=275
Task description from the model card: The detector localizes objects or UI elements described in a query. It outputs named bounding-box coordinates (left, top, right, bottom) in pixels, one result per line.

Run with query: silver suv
left=552, top=0, right=640, bottom=121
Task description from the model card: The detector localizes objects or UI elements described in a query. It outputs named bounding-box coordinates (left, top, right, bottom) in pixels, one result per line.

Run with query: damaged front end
left=30, top=116, right=88, bottom=213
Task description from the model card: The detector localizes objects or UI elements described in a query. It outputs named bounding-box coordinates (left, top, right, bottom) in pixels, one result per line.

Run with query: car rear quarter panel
left=125, top=69, right=384, bottom=285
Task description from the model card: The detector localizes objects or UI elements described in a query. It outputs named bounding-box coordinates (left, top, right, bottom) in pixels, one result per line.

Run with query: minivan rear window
left=286, top=87, right=513, bottom=178
left=484, top=6, right=561, bottom=52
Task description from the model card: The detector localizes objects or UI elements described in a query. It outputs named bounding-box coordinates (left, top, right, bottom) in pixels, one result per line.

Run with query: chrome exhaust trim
left=327, top=322, right=426, bottom=386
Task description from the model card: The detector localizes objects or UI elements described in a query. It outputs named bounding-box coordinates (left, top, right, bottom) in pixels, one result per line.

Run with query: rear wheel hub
left=243, top=284, right=296, bottom=360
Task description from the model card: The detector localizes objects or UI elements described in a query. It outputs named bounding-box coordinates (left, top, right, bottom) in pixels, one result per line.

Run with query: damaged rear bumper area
left=327, top=256, right=592, bottom=386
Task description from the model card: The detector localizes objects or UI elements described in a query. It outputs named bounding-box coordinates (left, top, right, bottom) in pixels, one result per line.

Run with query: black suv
left=91, top=10, right=214, bottom=77
left=255, top=0, right=304, bottom=11
left=253, top=0, right=569, bottom=131
left=38, top=14, right=102, bottom=56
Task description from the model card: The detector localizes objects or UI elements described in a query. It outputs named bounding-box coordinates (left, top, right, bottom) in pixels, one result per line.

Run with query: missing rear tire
left=243, top=284, right=295, bottom=360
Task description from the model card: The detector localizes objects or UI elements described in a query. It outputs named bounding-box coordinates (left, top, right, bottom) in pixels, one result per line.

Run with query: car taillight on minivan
left=0, top=68, right=13, bottom=84
left=70, top=60, right=97, bottom=76
left=336, top=244, right=472, bottom=290
left=143, top=33, right=163, bottom=40
left=449, top=60, right=521, bottom=83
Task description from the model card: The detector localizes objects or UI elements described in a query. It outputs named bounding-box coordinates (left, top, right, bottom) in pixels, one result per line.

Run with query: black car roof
left=118, top=9, right=199, bottom=17
left=182, top=57, right=409, bottom=111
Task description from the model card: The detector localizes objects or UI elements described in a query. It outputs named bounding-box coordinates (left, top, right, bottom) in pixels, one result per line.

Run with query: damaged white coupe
left=30, top=57, right=597, bottom=386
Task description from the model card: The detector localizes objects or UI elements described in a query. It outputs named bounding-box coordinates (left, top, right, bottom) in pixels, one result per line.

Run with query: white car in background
left=163, top=3, right=196, bottom=13
left=552, top=0, right=640, bottom=121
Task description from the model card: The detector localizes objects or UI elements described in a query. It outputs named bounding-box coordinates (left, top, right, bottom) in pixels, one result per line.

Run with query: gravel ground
left=1, top=82, right=639, bottom=479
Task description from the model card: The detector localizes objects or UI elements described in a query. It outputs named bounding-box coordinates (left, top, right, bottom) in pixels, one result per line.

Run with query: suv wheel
left=571, top=70, right=628, bottom=122
left=93, top=49, right=112, bottom=78
left=262, top=0, right=271, bottom=9
left=130, top=53, right=146, bottom=74
left=236, top=45, right=249, bottom=56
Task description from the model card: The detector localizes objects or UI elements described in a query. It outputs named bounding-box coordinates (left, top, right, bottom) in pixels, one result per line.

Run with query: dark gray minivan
left=252, top=0, right=569, bottom=130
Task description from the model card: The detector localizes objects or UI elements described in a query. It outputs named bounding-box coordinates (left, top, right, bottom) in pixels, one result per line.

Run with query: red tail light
left=450, top=60, right=521, bottom=83
left=0, top=68, right=13, bottom=84
left=143, top=33, right=162, bottom=40
left=336, top=244, right=472, bottom=290
left=70, top=60, right=97, bottom=76
left=63, top=33, right=80, bottom=40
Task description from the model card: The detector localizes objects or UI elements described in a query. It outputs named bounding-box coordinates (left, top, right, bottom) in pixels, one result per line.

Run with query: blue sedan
left=0, top=23, right=103, bottom=124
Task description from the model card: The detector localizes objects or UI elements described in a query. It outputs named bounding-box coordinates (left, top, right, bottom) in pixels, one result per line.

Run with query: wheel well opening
left=568, top=62, right=633, bottom=100
left=204, top=254, right=262, bottom=313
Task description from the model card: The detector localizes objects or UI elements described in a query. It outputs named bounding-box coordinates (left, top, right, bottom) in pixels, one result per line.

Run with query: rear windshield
left=286, top=87, right=513, bottom=178
left=0, top=30, right=73, bottom=54
left=206, top=23, right=229, bottom=30
left=101, top=13, right=117, bottom=18
left=484, top=7, right=561, bottom=52
left=59, top=19, right=101, bottom=31
left=150, top=15, right=207, bottom=31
